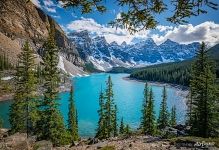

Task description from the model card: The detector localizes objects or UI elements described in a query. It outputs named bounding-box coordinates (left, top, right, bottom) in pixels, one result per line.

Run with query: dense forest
left=0, top=53, right=13, bottom=71
left=130, top=44, right=219, bottom=86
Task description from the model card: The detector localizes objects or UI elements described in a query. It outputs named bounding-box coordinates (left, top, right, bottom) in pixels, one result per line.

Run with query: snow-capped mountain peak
left=69, top=30, right=200, bottom=71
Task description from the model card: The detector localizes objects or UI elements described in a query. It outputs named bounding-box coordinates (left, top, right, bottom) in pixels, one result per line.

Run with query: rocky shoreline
left=123, top=76, right=189, bottom=91
left=0, top=129, right=218, bottom=150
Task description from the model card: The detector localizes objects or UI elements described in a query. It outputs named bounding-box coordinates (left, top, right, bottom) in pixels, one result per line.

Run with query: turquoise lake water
left=0, top=73, right=187, bottom=137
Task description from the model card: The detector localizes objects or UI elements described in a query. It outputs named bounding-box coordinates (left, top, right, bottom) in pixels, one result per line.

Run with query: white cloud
left=30, top=0, right=41, bottom=8
left=44, top=7, right=56, bottom=13
left=71, top=13, right=78, bottom=18
left=43, top=0, right=55, bottom=7
left=60, top=25, right=69, bottom=34
left=152, top=22, right=219, bottom=46
left=57, top=1, right=66, bottom=8
left=66, top=17, right=150, bottom=44
left=116, top=13, right=121, bottom=19
left=43, top=0, right=57, bottom=13
left=51, top=15, right=61, bottom=19
left=65, top=17, right=219, bottom=46
left=156, top=25, right=173, bottom=32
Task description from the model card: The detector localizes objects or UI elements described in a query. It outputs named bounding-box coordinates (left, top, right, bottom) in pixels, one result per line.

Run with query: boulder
left=88, top=138, right=99, bottom=145
left=0, top=133, right=34, bottom=150
left=0, top=128, right=9, bottom=140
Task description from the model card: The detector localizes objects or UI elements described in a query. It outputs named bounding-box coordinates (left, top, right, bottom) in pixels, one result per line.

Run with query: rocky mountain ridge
left=0, top=0, right=86, bottom=76
left=69, top=31, right=200, bottom=71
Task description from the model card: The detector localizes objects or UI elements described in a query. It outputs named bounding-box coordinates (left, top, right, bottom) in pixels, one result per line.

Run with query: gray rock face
left=69, top=30, right=200, bottom=71
left=34, top=140, right=53, bottom=150
left=0, top=0, right=84, bottom=67
left=0, top=133, right=35, bottom=150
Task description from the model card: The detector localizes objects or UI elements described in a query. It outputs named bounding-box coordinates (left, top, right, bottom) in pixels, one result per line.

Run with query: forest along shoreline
left=0, top=74, right=73, bottom=102
left=123, top=76, right=189, bottom=100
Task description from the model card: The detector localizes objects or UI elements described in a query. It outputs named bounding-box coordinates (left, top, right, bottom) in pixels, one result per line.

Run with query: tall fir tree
left=36, top=24, right=67, bottom=145
left=125, top=124, right=130, bottom=135
left=0, top=52, right=12, bottom=71
left=112, top=105, right=118, bottom=137
left=104, top=76, right=116, bottom=138
left=170, top=105, right=176, bottom=127
left=67, top=85, right=79, bottom=142
left=145, top=88, right=156, bottom=135
left=189, top=42, right=218, bottom=137
left=141, top=82, right=149, bottom=133
left=9, top=41, right=38, bottom=137
left=119, top=117, right=124, bottom=134
left=186, top=90, right=193, bottom=125
left=96, top=76, right=118, bottom=139
left=157, top=86, right=169, bottom=129
left=96, top=87, right=106, bottom=139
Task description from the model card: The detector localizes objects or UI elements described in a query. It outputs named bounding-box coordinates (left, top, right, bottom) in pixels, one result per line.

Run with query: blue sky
left=31, top=0, right=219, bottom=46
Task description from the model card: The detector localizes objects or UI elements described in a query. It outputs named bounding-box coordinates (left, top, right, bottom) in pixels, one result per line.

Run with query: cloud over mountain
left=66, top=17, right=150, bottom=45
left=30, top=0, right=41, bottom=8
left=66, top=17, right=219, bottom=46
left=153, top=22, right=219, bottom=46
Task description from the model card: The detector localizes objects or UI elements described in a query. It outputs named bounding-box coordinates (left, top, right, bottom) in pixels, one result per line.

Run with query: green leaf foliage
left=58, top=0, right=218, bottom=32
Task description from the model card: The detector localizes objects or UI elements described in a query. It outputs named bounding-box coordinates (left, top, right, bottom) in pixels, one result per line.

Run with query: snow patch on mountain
left=69, top=31, right=200, bottom=71
left=58, top=55, right=67, bottom=73
left=58, top=55, right=88, bottom=76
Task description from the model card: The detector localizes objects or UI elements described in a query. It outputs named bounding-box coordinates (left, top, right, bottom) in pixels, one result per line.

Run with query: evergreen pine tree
left=145, top=88, right=156, bottom=135
left=96, top=87, right=106, bottom=139
left=189, top=42, right=218, bottom=137
left=9, top=41, right=38, bottom=137
left=170, top=106, right=176, bottom=127
left=186, top=90, right=193, bottom=125
left=67, top=86, right=79, bottom=142
left=0, top=52, right=12, bottom=71
left=125, top=124, right=130, bottom=135
left=119, top=117, right=124, bottom=134
left=112, top=105, right=118, bottom=137
left=104, top=75, right=115, bottom=138
left=141, top=82, right=149, bottom=133
left=157, top=86, right=169, bottom=129
left=96, top=76, right=118, bottom=139
left=36, top=24, right=67, bottom=145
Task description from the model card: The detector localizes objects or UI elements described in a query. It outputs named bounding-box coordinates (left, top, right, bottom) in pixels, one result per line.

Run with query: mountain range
left=69, top=31, right=200, bottom=71
left=0, top=0, right=201, bottom=75
left=129, top=43, right=219, bottom=86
